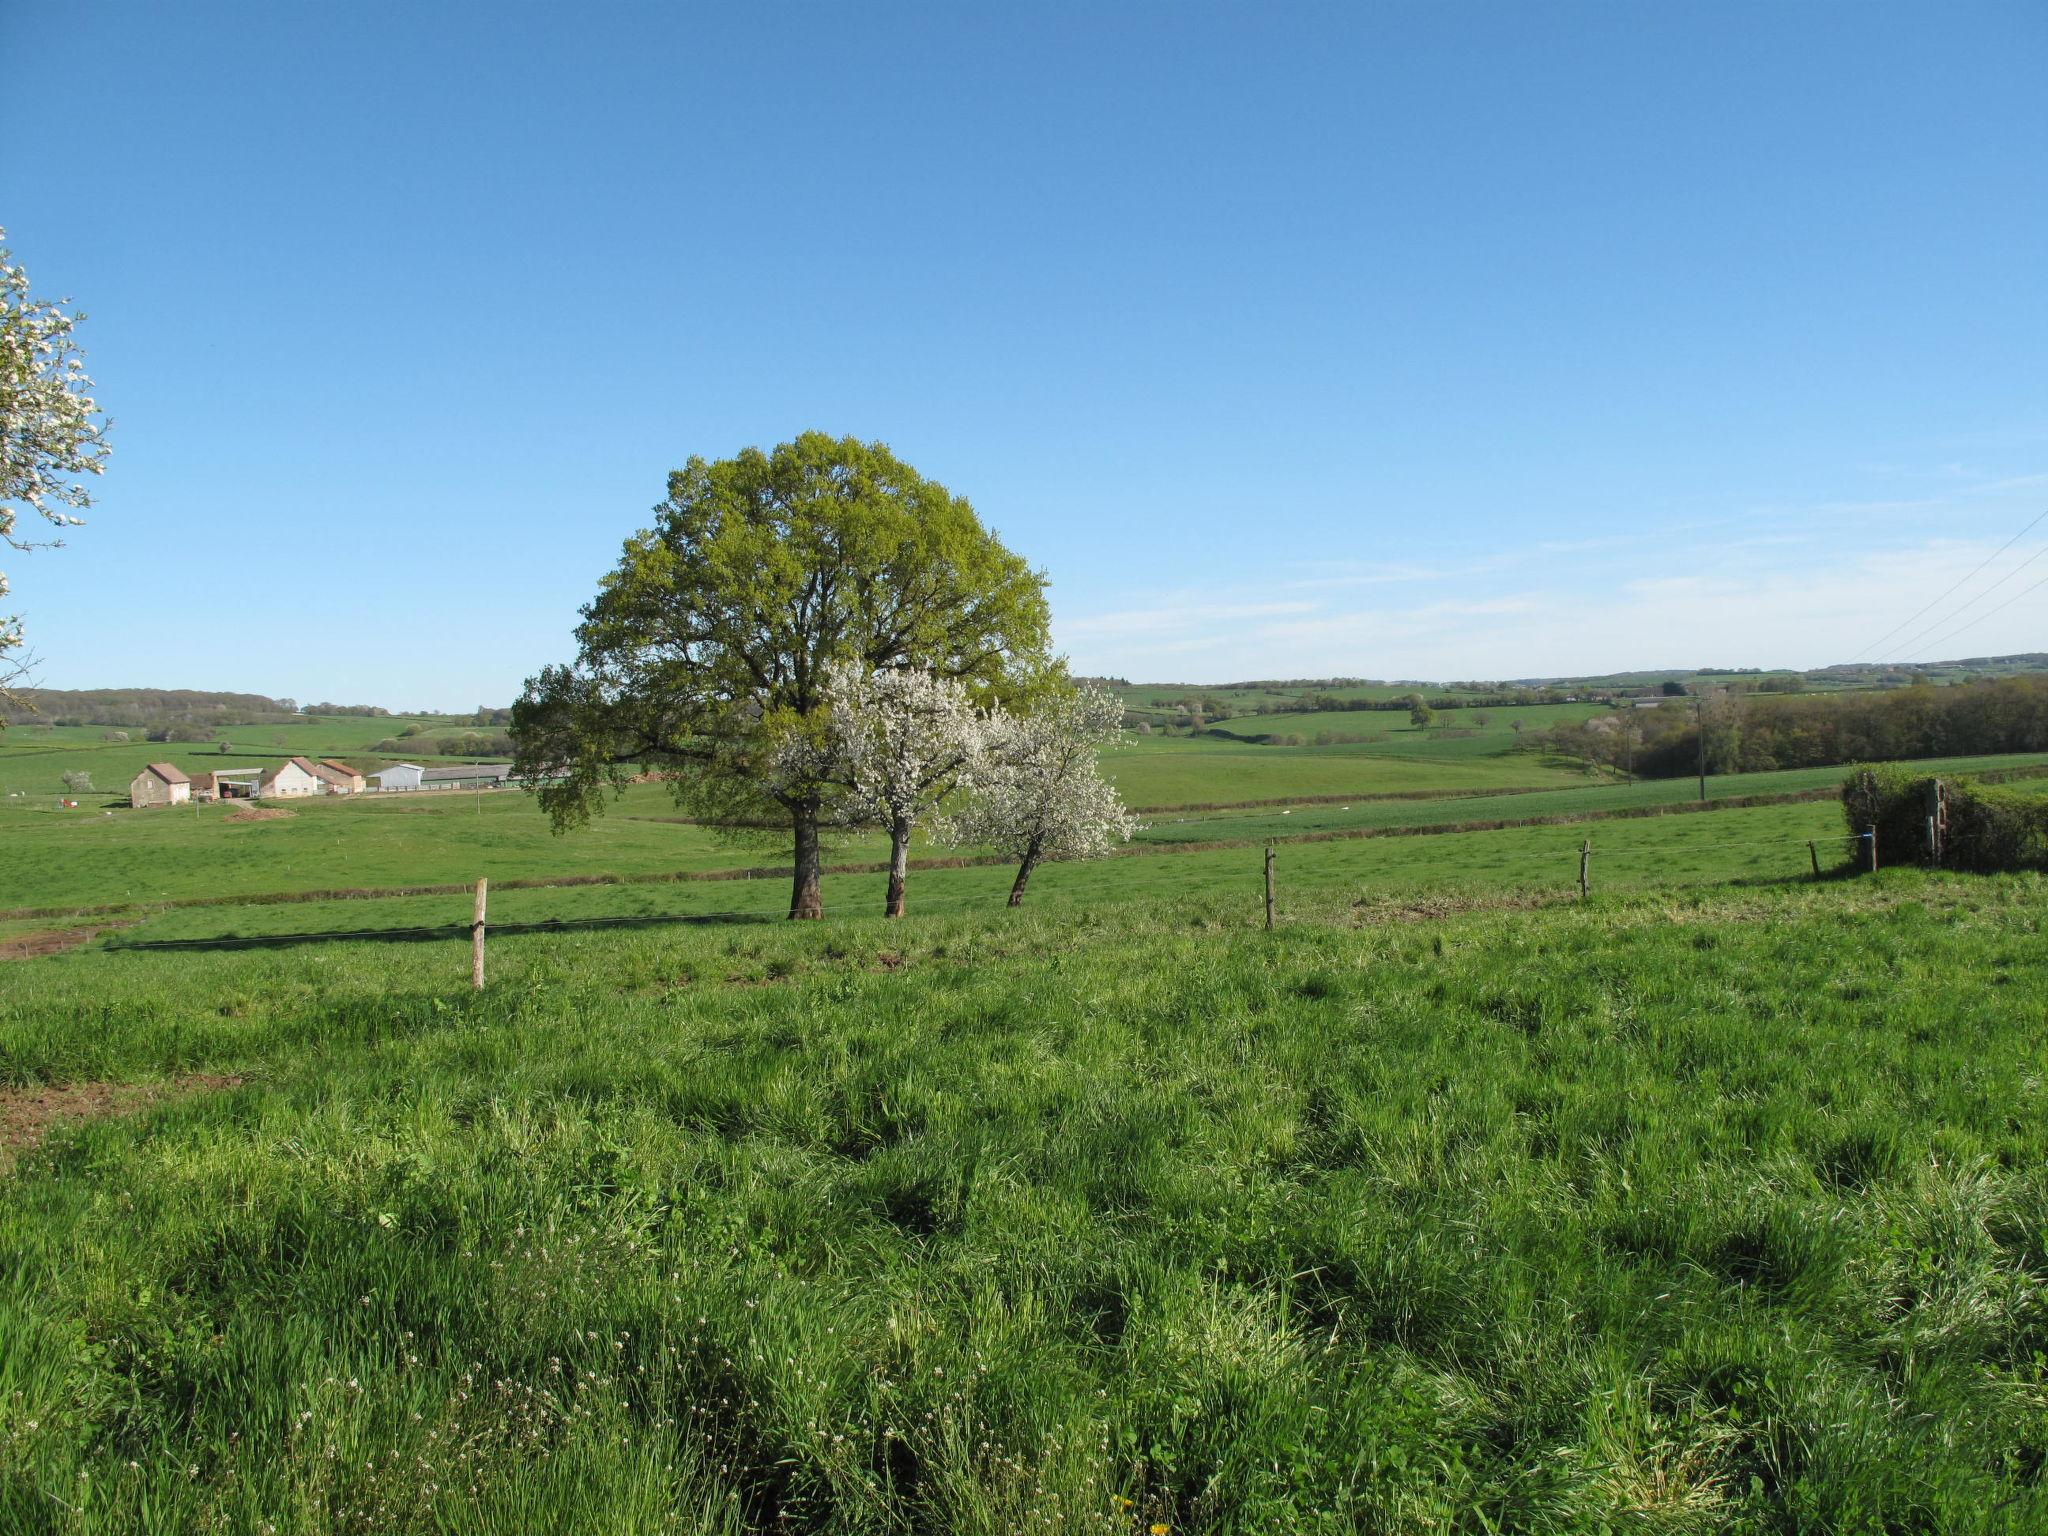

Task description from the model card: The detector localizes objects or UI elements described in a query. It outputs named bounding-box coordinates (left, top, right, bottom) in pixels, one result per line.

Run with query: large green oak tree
left=511, top=433, right=1051, bottom=918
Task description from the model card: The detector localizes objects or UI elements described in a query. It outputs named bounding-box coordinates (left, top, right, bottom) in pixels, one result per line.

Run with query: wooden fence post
left=471, top=877, right=488, bottom=989
left=1578, top=839, right=1591, bottom=898
left=1263, top=846, right=1275, bottom=930
left=1866, top=824, right=1879, bottom=875
left=1808, top=840, right=1821, bottom=878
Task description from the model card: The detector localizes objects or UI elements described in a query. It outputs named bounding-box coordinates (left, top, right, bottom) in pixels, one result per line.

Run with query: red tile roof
left=142, top=762, right=190, bottom=785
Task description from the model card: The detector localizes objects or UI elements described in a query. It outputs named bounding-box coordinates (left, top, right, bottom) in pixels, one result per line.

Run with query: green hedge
left=1841, top=765, right=2048, bottom=873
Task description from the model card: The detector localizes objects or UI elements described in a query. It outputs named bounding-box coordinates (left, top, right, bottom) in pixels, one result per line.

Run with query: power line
left=1848, top=505, right=2048, bottom=662
left=1904, top=566, right=2048, bottom=662
left=1884, top=541, right=2048, bottom=662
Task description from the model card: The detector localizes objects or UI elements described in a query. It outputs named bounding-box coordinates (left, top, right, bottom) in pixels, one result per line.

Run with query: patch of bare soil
left=226, top=806, right=296, bottom=822
left=0, top=1073, right=244, bottom=1174
left=1349, top=891, right=1567, bottom=923
left=0, top=920, right=136, bottom=960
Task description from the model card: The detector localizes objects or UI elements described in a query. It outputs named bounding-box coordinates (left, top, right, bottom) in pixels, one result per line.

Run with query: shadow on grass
left=103, top=909, right=774, bottom=953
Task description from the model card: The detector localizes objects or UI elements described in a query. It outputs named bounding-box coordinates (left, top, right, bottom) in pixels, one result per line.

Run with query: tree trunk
left=885, top=814, right=911, bottom=918
left=1007, top=846, right=1041, bottom=907
left=790, top=805, right=824, bottom=920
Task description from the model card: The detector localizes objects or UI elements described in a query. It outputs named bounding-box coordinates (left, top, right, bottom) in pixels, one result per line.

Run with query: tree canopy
left=512, top=432, right=1051, bottom=917
left=1, top=227, right=109, bottom=715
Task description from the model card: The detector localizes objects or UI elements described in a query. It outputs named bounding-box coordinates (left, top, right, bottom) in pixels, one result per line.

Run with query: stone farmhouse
left=129, top=762, right=191, bottom=808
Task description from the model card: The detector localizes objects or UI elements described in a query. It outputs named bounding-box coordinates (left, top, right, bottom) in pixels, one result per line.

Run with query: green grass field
left=11, top=745, right=2044, bottom=922
left=8, top=706, right=2048, bottom=1532
left=5, top=859, right=2046, bottom=1532
left=1102, top=736, right=1595, bottom=808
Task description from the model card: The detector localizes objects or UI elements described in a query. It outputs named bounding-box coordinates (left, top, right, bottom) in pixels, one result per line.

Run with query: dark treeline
left=9, top=687, right=305, bottom=730
left=9, top=688, right=393, bottom=730
left=369, top=730, right=517, bottom=757
left=1260, top=688, right=1571, bottom=715
left=1541, top=676, right=2048, bottom=778
left=1155, top=687, right=1571, bottom=726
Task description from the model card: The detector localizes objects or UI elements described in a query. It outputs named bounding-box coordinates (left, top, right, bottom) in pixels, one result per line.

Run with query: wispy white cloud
left=1052, top=456, right=2048, bottom=681
left=1057, top=532, right=2047, bottom=682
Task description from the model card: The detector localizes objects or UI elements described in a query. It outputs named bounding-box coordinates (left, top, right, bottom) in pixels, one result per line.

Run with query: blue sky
left=3, top=1, right=2043, bottom=707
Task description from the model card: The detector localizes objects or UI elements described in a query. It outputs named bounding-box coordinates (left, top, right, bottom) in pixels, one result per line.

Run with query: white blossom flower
left=1, top=226, right=110, bottom=707
left=937, top=680, right=1136, bottom=906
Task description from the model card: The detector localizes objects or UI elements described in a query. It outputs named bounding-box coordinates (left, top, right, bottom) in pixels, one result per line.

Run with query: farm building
left=129, top=762, right=191, bottom=808
left=311, top=759, right=365, bottom=794
left=209, top=768, right=262, bottom=799
left=421, top=763, right=518, bottom=790
left=256, top=757, right=323, bottom=798
left=372, top=763, right=425, bottom=791
left=189, top=771, right=219, bottom=802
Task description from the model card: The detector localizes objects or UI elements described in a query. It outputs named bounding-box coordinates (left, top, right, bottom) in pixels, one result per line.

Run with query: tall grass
left=4, top=873, right=2046, bottom=1532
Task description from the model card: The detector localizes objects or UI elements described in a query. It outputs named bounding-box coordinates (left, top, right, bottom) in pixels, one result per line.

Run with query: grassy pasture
left=1103, top=737, right=1594, bottom=808
left=0, top=785, right=848, bottom=913
left=9, top=750, right=2048, bottom=919
left=1135, top=750, right=2048, bottom=844
left=0, top=798, right=1890, bottom=954
left=4, top=865, right=2046, bottom=1532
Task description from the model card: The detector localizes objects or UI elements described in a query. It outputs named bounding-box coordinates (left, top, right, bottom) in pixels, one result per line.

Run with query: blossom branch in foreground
left=1, top=226, right=110, bottom=712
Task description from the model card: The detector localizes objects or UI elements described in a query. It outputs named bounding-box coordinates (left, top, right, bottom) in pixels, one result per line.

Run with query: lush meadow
left=5, top=700, right=2048, bottom=1532
left=4, top=866, right=2047, bottom=1533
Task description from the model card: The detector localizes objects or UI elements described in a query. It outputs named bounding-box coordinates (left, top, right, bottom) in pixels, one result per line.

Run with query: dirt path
left=0, top=1074, right=243, bottom=1174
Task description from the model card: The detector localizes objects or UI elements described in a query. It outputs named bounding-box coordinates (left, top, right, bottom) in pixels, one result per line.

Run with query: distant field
left=10, top=748, right=2048, bottom=919
left=1103, top=736, right=1595, bottom=807
left=0, top=784, right=870, bottom=912
left=1137, top=750, right=2048, bottom=843
left=4, top=796, right=1870, bottom=948
left=1212, top=700, right=1613, bottom=750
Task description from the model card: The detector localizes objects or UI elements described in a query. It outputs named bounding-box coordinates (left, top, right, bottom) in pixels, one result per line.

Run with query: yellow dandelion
left=1151, top=1526, right=1171, bottom=1535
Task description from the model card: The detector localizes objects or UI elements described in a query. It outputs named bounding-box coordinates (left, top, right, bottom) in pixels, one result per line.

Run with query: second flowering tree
left=824, top=662, right=983, bottom=918
left=941, top=681, right=1137, bottom=907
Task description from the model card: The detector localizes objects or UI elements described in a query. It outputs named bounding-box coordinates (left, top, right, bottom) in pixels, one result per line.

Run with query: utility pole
left=1694, top=689, right=1707, bottom=803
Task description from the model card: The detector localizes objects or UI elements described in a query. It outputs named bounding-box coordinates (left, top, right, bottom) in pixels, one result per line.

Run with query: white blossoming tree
left=1, top=228, right=109, bottom=717
left=943, top=681, right=1136, bottom=907
left=825, top=662, right=982, bottom=918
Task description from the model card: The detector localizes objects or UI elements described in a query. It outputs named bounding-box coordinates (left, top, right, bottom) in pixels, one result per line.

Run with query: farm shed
left=209, top=768, right=262, bottom=799
left=311, top=759, right=365, bottom=794
left=256, top=757, right=323, bottom=798
left=420, top=763, right=517, bottom=791
left=372, top=763, right=425, bottom=791
left=129, top=762, right=191, bottom=808
left=188, top=771, right=219, bottom=802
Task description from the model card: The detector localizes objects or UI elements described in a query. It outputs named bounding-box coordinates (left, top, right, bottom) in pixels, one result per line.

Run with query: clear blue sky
left=4, top=1, right=2043, bottom=706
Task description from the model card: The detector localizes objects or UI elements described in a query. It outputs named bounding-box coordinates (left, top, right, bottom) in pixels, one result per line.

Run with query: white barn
left=372, top=763, right=425, bottom=792
left=257, top=757, right=323, bottom=798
